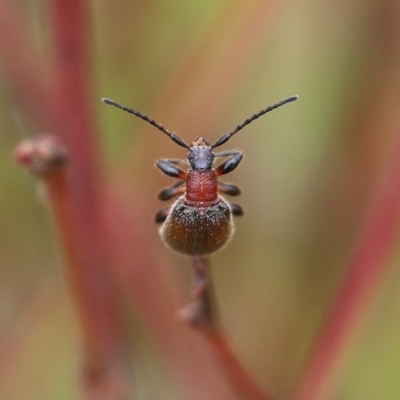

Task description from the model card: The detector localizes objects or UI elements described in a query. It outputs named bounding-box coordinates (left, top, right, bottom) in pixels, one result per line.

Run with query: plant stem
left=46, top=0, right=132, bottom=396
left=15, top=134, right=131, bottom=399
left=291, top=133, right=400, bottom=400
left=291, top=1, right=400, bottom=397
left=179, top=256, right=271, bottom=400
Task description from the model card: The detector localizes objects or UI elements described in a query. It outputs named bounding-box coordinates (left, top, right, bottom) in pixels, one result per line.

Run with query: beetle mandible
left=102, top=95, right=298, bottom=256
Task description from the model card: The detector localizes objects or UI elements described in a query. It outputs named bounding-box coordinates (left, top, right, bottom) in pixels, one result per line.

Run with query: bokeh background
left=1, top=1, right=400, bottom=399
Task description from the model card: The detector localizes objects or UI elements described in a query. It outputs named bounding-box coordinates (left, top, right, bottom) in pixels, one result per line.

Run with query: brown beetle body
left=102, top=95, right=298, bottom=256
left=160, top=196, right=232, bottom=256
left=161, top=169, right=232, bottom=255
left=152, top=137, right=244, bottom=256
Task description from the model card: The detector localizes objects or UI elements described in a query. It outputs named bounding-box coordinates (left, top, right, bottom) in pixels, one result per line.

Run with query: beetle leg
left=156, top=159, right=187, bottom=179
left=214, top=151, right=243, bottom=176
left=229, top=203, right=244, bottom=216
left=158, top=180, right=186, bottom=200
left=218, top=181, right=241, bottom=196
left=155, top=207, right=170, bottom=223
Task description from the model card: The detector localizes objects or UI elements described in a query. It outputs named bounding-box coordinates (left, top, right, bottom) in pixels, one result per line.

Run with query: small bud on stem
left=14, top=134, right=68, bottom=177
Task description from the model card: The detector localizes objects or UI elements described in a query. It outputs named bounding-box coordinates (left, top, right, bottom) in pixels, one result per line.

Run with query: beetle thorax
left=185, top=170, right=218, bottom=203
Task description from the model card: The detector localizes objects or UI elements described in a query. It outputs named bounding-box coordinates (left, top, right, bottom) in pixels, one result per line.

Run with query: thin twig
left=15, top=135, right=132, bottom=399
left=178, top=257, right=215, bottom=329
left=290, top=1, right=400, bottom=397
left=178, top=256, right=271, bottom=400
left=46, top=0, right=133, bottom=395
left=7, top=0, right=134, bottom=397
left=290, top=136, right=400, bottom=400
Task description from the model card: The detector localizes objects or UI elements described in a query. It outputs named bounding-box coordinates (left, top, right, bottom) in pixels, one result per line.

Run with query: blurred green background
left=1, top=0, right=400, bottom=399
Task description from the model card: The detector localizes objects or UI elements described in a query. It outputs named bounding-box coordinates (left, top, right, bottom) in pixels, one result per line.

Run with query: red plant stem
left=46, top=170, right=121, bottom=369
left=46, top=169, right=132, bottom=399
left=291, top=2, right=400, bottom=396
left=45, top=1, right=130, bottom=396
left=14, top=132, right=131, bottom=397
left=183, top=257, right=271, bottom=400
left=204, top=329, right=270, bottom=400
left=47, top=0, right=100, bottom=175
left=291, top=132, right=400, bottom=400
left=3, top=0, right=130, bottom=394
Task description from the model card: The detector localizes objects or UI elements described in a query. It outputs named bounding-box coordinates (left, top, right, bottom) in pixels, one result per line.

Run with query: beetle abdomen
left=160, top=196, right=232, bottom=256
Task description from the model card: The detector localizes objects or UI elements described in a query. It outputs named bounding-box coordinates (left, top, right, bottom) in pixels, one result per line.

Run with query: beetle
left=102, top=95, right=298, bottom=256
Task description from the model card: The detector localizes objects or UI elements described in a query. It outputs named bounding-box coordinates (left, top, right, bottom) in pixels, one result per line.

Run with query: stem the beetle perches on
left=178, top=257, right=215, bottom=328
left=177, top=256, right=270, bottom=400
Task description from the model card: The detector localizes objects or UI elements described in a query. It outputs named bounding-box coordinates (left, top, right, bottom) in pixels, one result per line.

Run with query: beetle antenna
left=102, top=98, right=190, bottom=149
left=212, top=95, right=299, bottom=148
